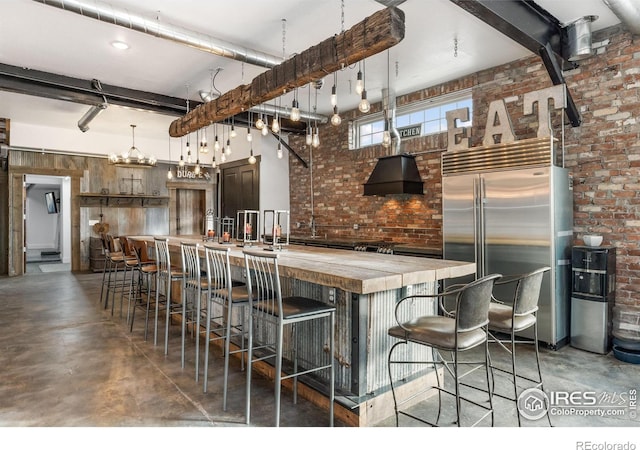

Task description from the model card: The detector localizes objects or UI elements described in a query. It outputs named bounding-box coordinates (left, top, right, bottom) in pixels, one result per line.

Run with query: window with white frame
left=351, top=90, right=472, bottom=149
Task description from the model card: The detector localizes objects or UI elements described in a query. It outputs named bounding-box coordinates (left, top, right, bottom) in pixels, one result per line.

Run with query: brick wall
left=289, top=24, right=640, bottom=306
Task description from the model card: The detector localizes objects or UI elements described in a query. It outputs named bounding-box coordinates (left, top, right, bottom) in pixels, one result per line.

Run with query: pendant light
left=382, top=50, right=392, bottom=148
left=213, top=123, right=221, bottom=152
left=305, top=84, right=313, bottom=145
left=290, top=88, right=301, bottom=121
left=358, top=59, right=370, bottom=113
left=248, top=147, right=256, bottom=165
left=230, top=116, right=237, bottom=138
left=194, top=129, right=201, bottom=175
left=167, top=138, right=174, bottom=180
left=355, top=61, right=364, bottom=95
left=179, top=136, right=185, bottom=167
left=200, top=125, right=208, bottom=153
left=277, top=129, right=283, bottom=159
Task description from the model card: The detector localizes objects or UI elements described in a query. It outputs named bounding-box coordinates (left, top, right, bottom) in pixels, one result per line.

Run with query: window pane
left=371, top=131, right=383, bottom=145
left=410, top=111, right=423, bottom=125
left=371, top=120, right=385, bottom=133
left=423, top=120, right=441, bottom=135
left=425, top=107, right=439, bottom=121
left=396, top=114, right=411, bottom=127
left=360, top=134, right=372, bottom=146
left=360, top=123, right=372, bottom=135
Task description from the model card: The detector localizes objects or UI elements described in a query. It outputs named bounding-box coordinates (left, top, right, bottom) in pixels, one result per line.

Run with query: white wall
left=26, top=185, right=60, bottom=251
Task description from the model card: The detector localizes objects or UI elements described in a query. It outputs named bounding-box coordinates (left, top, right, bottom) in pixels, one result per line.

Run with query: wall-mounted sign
left=176, top=167, right=212, bottom=181
left=397, top=124, right=422, bottom=139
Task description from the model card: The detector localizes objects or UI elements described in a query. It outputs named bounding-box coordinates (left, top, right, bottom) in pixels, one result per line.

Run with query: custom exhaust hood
left=363, top=88, right=423, bottom=196
left=363, top=153, right=424, bottom=196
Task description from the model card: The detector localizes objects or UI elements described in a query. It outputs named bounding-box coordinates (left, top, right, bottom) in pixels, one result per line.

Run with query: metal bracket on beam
left=539, top=43, right=582, bottom=127
left=268, top=131, right=308, bottom=168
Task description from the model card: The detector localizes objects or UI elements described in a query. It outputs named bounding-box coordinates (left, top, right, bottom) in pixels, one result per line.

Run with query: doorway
left=24, top=174, right=71, bottom=274
left=176, top=188, right=206, bottom=236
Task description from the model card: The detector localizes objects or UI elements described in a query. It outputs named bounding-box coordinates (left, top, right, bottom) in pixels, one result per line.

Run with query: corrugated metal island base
left=131, top=236, right=476, bottom=426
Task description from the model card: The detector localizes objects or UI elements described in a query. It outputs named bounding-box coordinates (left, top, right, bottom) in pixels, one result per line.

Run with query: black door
left=221, top=158, right=260, bottom=224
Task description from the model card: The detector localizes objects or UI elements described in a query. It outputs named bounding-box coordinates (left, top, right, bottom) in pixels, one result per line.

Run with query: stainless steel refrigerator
left=442, top=138, right=573, bottom=348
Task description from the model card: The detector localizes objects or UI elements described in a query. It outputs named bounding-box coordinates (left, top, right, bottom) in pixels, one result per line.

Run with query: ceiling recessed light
left=111, top=41, right=130, bottom=50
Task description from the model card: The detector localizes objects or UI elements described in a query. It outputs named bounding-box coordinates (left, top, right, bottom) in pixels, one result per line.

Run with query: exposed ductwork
left=603, top=0, right=640, bottom=35
left=32, top=0, right=283, bottom=68
left=363, top=87, right=423, bottom=196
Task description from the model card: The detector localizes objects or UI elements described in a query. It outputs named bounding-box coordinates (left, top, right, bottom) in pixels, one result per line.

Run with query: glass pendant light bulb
left=179, top=155, right=185, bottom=167
left=221, top=152, right=227, bottom=163
left=277, top=142, right=283, bottom=159
left=358, top=90, right=370, bottom=113
left=261, top=125, right=268, bottom=136
left=255, top=115, right=264, bottom=130
left=355, top=70, right=364, bottom=95
left=305, top=126, right=313, bottom=146
left=290, top=99, right=301, bottom=121
left=247, top=127, right=252, bottom=142
left=330, top=85, right=337, bottom=107
left=200, top=133, right=208, bottom=153
left=167, top=168, right=173, bottom=180
left=271, top=117, right=280, bottom=133
left=230, top=124, right=237, bottom=138
left=194, top=161, right=201, bottom=175
left=214, top=136, right=220, bottom=152
left=212, top=155, right=217, bottom=169
left=382, top=130, right=392, bottom=147
left=312, top=126, right=320, bottom=148
left=109, top=153, right=118, bottom=163
left=331, top=106, right=342, bottom=126
left=248, top=149, right=256, bottom=165
left=225, top=139, right=231, bottom=155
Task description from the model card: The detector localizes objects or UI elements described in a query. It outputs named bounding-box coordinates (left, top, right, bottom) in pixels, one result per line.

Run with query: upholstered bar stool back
left=488, top=266, right=551, bottom=426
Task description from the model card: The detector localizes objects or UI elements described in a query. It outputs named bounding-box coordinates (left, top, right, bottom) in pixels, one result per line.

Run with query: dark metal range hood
left=363, top=153, right=424, bottom=196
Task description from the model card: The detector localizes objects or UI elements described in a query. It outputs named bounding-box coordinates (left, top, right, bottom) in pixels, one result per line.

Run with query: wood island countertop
left=130, top=235, right=475, bottom=295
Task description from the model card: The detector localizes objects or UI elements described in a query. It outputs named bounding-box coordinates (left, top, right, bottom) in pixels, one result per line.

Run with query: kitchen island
left=130, top=235, right=475, bottom=426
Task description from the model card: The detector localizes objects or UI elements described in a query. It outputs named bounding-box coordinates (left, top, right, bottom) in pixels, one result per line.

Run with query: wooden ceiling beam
left=169, top=6, right=405, bottom=137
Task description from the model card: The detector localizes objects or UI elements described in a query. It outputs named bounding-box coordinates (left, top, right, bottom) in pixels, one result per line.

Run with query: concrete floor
left=1, top=270, right=638, bottom=444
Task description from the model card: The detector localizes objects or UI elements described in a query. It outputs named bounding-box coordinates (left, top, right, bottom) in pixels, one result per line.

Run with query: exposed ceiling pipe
left=249, top=104, right=328, bottom=124
left=32, top=0, right=283, bottom=68
left=603, top=0, right=640, bottom=35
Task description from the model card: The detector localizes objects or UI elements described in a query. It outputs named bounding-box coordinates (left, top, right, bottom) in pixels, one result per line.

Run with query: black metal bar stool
left=488, top=266, right=551, bottom=426
left=387, top=273, right=501, bottom=427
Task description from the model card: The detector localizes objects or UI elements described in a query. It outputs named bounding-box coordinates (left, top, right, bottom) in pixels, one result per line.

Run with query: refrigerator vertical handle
left=473, top=177, right=483, bottom=277
left=476, top=176, right=486, bottom=277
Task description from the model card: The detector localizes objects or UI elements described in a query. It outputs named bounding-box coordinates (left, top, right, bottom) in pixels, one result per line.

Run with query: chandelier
left=109, top=124, right=157, bottom=168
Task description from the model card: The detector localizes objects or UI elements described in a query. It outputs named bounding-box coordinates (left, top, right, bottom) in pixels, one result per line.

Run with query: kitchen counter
left=129, top=235, right=475, bottom=426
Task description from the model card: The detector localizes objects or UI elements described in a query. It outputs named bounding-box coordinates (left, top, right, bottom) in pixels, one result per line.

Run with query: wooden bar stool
left=127, top=239, right=157, bottom=339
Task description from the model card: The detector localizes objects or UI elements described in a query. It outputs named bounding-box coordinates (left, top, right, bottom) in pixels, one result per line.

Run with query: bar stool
left=202, top=244, right=249, bottom=410
left=154, top=237, right=184, bottom=354
left=242, top=249, right=335, bottom=427
left=104, top=235, right=135, bottom=316
left=487, top=266, right=551, bottom=426
left=180, top=242, right=205, bottom=371
left=127, top=239, right=157, bottom=339
left=387, top=273, right=501, bottom=427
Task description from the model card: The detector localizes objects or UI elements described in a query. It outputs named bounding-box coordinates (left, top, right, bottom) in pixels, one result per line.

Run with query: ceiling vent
left=566, top=15, right=598, bottom=61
